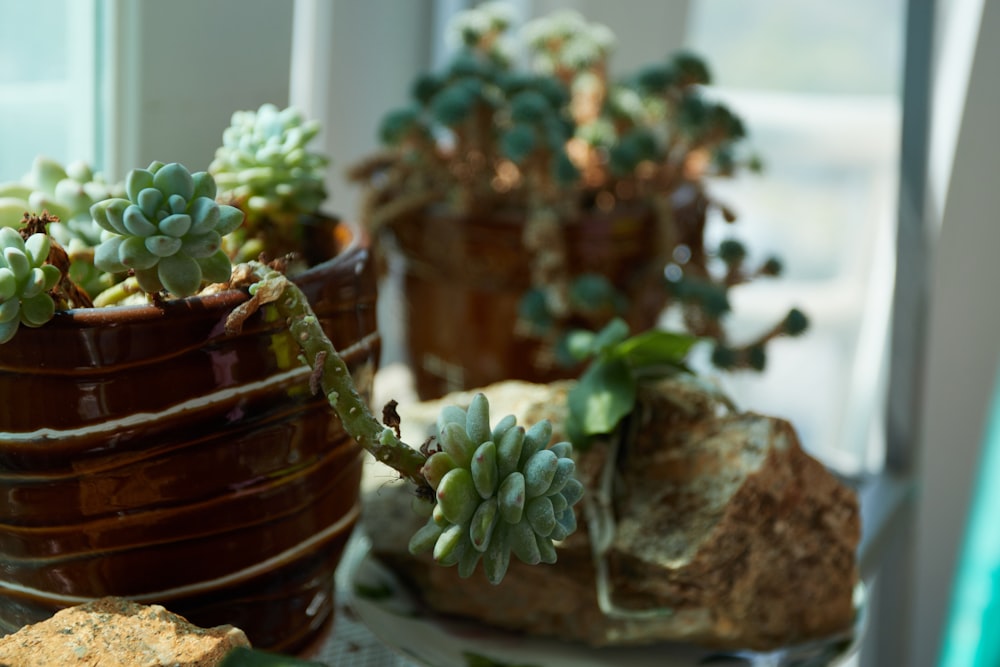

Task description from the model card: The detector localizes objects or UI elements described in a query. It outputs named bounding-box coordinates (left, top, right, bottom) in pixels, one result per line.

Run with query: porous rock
left=364, top=377, right=860, bottom=650
left=0, top=597, right=250, bottom=667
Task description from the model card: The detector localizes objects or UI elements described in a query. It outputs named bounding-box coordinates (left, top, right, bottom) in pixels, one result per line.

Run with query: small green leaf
left=159, top=213, right=192, bottom=238
left=591, top=317, right=630, bottom=356
left=436, top=467, right=479, bottom=525
left=568, top=356, right=637, bottom=436
left=201, top=247, right=238, bottom=287
left=408, top=518, right=444, bottom=555
left=19, top=292, right=55, bottom=327
left=144, top=235, right=183, bottom=258
left=152, top=162, right=195, bottom=201
left=466, top=392, right=492, bottom=448
left=126, top=169, right=155, bottom=203
left=0, top=318, right=19, bottom=344
left=157, top=252, right=202, bottom=297
left=420, top=450, right=457, bottom=490
left=182, top=231, right=223, bottom=259
left=189, top=196, right=221, bottom=233
left=93, top=236, right=127, bottom=274
left=565, top=329, right=596, bottom=361
left=616, top=329, right=698, bottom=370
left=0, top=268, right=16, bottom=300
left=118, top=236, right=158, bottom=270
left=23, top=233, right=50, bottom=266
left=0, top=298, right=20, bottom=324
left=132, top=188, right=164, bottom=219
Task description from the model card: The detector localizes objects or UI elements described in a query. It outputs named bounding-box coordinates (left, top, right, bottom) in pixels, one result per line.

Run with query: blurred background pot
left=0, top=217, right=378, bottom=654
left=383, top=206, right=667, bottom=399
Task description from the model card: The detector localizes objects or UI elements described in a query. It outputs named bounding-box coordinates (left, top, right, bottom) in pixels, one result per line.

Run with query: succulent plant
left=354, top=4, right=803, bottom=378
left=209, top=103, right=328, bottom=234
left=406, top=393, right=582, bottom=584
left=0, top=227, right=61, bottom=343
left=91, top=162, right=244, bottom=298
left=522, top=9, right=616, bottom=77
left=0, top=157, right=124, bottom=299
left=0, top=156, right=121, bottom=231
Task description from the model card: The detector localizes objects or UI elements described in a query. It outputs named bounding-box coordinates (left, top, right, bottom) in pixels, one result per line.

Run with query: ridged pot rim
left=41, top=215, right=366, bottom=328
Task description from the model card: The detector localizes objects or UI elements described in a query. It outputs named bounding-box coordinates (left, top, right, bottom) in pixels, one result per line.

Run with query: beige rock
left=0, top=597, right=250, bottom=667
left=365, top=376, right=861, bottom=651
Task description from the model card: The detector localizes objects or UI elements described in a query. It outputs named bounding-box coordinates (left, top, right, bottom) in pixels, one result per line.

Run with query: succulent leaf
left=466, top=392, right=492, bottom=447
left=157, top=252, right=202, bottom=297
left=197, top=249, right=234, bottom=284
left=421, top=451, right=458, bottom=490
left=470, top=440, right=499, bottom=498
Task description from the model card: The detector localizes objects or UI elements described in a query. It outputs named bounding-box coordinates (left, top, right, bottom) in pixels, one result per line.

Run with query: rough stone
left=0, top=597, right=250, bottom=667
left=364, top=377, right=861, bottom=651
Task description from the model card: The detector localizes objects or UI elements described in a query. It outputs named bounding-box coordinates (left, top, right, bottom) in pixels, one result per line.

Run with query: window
left=684, top=0, right=906, bottom=476
left=0, top=0, right=97, bottom=181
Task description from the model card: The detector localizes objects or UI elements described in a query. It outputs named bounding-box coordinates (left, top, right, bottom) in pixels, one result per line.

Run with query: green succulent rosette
left=408, top=393, right=583, bottom=585
left=91, top=162, right=244, bottom=298
left=209, top=103, right=328, bottom=227
left=0, top=227, right=61, bottom=343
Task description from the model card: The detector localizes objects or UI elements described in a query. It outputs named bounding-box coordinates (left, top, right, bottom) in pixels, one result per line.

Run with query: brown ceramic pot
left=0, top=217, right=379, bottom=653
left=384, top=206, right=666, bottom=398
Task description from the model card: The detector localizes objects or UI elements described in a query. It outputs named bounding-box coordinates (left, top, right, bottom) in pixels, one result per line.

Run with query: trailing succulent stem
left=226, top=263, right=582, bottom=584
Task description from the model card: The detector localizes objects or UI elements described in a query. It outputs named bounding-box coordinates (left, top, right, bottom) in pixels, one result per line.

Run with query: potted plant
left=358, top=319, right=861, bottom=660
left=351, top=2, right=802, bottom=399
left=0, top=105, right=583, bottom=658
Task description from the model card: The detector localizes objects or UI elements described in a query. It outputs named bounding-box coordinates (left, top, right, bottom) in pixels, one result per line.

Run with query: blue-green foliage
left=92, top=162, right=244, bottom=298
left=564, top=318, right=697, bottom=448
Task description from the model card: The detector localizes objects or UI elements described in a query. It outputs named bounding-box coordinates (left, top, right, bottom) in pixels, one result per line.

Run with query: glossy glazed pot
left=0, top=217, right=379, bottom=653
left=384, top=206, right=667, bottom=398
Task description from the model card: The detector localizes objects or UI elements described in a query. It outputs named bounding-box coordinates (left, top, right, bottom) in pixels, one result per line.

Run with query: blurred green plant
left=353, top=2, right=802, bottom=373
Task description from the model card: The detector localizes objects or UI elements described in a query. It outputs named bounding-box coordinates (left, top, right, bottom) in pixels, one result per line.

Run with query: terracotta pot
left=0, top=217, right=379, bottom=653
left=384, top=207, right=666, bottom=398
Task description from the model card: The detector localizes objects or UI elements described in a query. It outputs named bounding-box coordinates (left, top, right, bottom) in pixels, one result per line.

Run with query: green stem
left=233, top=263, right=428, bottom=486
left=92, top=276, right=144, bottom=308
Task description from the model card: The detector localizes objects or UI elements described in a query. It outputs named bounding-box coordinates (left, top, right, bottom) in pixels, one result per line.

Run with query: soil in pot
left=0, top=217, right=379, bottom=654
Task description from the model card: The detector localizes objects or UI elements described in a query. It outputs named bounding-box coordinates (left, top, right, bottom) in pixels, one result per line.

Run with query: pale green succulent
left=0, top=156, right=121, bottom=238
left=209, top=103, right=328, bottom=229
left=91, top=162, right=244, bottom=298
left=523, top=9, right=616, bottom=74
left=0, top=157, right=125, bottom=300
left=0, top=227, right=61, bottom=343
left=408, top=393, right=582, bottom=585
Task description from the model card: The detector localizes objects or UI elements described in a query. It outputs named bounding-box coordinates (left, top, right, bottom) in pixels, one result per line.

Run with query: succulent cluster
left=523, top=9, right=615, bottom=83
left=407, top=393, right=582, bottom=584
left=0, top=156, right=121, bottom=232
left=92, top=162, right=243, bottom=297
left=354, top=3, right=803, bottom=375
left=209, top=103, right=328, bottom=249
left=0, top=158, right=123, bottom=298
left=0, top=228, right=60, bottom=343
